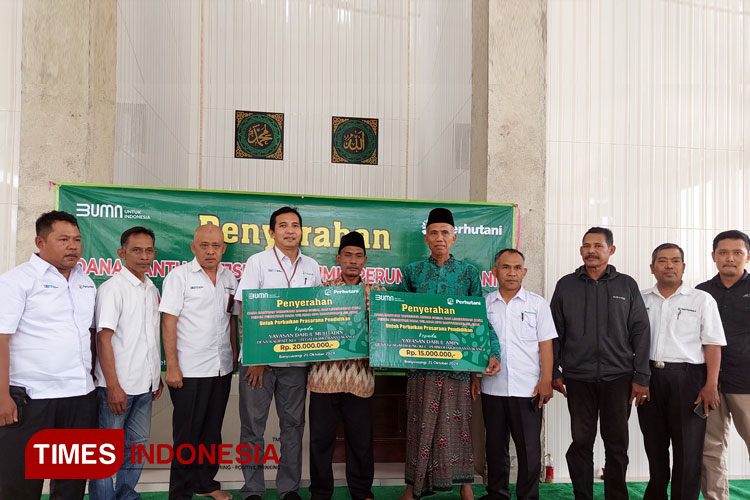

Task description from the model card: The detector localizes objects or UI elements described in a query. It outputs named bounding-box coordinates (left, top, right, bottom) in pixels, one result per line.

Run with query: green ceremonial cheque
left=369, top=290, right=490, bottom=372
left=242, top=286, right=367, bottom=365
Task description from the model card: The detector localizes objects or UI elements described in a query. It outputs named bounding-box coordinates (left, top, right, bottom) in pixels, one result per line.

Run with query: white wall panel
left=547, top=0, right=750, bottom=480
left=200, top=0, right=406, bottom=198
left=196, top=0, right=470, bottom=201
left=0, top=0, right=22, bottom=274
left=114, top=0, right=470, bottom=201
left=114, top=0, right=200, bottom=189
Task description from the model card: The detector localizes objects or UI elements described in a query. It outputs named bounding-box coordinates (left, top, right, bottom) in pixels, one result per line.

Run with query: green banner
left=241, top=286, right=367, bottom=365
left=56, top=184, right=517, bottom=296
left=369, top=290, right=490, bottom=372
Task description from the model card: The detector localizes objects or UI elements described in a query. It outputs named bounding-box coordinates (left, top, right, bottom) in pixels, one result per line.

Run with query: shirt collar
left=335, top=275, right=365, bottom=286
left=190, top=257, right=225, bottom=276
left=272, top=246, right=302, bottom=264
left=488, top=286, right=527, bottom=305
left=577, top=264, right=615, bottom=280
left=29, top=253, right=83, bottom=279
left=710, top=270, right=749, bottom=289
left=120, top=266, right=147, bottom=287
left=427, top=254, right=454, bottom=266
left=644, top=282, right=693, bottom=299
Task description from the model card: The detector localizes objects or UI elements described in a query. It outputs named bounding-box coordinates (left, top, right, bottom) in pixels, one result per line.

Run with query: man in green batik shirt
left=397, top=208, right=501, bottom=500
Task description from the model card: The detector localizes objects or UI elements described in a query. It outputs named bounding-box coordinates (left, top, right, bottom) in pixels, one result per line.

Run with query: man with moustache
left=398, top=208, right=500, bottom=500
left=160, top=224, right=238, bottom=500
left=307, top=231, right=384, bottom=500
left=0, top=211, right=98, bottom=500
left=235, top=207, right=321, bottom=500
left=698, top=230, right=750, bottom=500
left=639, top=243, right=724, bottom=500
left=89, top=226, right=164, bottom=500
left=471, top=248, right=557, bottom=500
left=550, top=227, right=650, bottom=500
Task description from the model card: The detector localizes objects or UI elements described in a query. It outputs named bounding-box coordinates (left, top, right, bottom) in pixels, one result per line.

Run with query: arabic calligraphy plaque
left=235, top=110, right=284, bottom=159
left=331, top=116, right=378, bottom=165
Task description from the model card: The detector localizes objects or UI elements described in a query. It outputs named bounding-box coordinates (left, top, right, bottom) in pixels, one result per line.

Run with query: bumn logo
left=76, top=203, right=123, bottom=218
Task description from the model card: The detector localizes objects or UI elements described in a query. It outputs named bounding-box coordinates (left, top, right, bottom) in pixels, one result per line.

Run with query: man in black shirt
left=697, top=230, right=750, bottom=500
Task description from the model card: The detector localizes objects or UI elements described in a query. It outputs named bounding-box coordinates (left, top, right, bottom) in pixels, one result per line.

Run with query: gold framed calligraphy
left=235, top=110, right=284, bottom=160
left=331, top=117, right=378, bottom=165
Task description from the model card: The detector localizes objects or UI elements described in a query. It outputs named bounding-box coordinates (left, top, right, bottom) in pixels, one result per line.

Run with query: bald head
left=194, top=223, right=223, bottom=240
left=191, top=223, right=226, bottom=271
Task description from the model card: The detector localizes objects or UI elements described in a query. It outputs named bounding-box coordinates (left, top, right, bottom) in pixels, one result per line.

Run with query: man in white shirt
left=639, top=243, right=726, bottom=500
left=0, top=210, right=98, bottom=500
left=89, top=226, right=163, bottom=500
left=159, top=224, right=238, bottom=500
left=235, top=207, right=321, bottom=500
left=471, top=248, right=557, bottom=500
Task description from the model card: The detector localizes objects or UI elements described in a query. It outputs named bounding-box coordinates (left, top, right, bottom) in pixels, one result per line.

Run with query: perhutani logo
left=421, top=219, right=503, bottom=236
left=76, top=203, right=123, bottom=219
left=454, top=299, right=481, bottom=306
left=447, top=298, right=455, bottom=305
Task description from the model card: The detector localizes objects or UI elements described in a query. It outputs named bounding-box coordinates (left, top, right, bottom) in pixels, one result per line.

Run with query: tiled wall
left=546, top=0, right=750, bottom=480
left=114, top=0, right=200, bottom=188
left=0, top=0, right=22, bottom=274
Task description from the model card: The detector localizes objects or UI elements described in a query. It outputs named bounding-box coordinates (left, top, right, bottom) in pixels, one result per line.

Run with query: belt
left=650, top=361, right=703, bottom=370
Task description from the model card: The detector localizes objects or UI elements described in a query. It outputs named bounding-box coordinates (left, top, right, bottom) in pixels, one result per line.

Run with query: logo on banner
left=332, top=117, right=378, bottom=165
left=76, top=203, right=123, bottom=219
left=75, top=203, right=151, bottom=220
left=421, top=219, right=503, bottom=236
left=26, top=429, right=124, bottom=479
left=235, top=110, right=284, bottom=160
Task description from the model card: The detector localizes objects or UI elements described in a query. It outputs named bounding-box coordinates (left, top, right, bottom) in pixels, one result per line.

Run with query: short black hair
left=270, top=207, right=302, bottom=230
left=36, top=211, right=78, bottom=237
left=713, top=230, right=750, bottom=252
left=651, top=243, right=684, bottom=265
left=120, top=226, right=156, bottom=248
left=583, top=226, right=614, bottom=247
left=494, top=248, right=525, bottom=264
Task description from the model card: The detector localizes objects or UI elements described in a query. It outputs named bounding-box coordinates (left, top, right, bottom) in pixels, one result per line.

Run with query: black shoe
left=477, top=494, right=502, bottom=500
left=245, top=495, right=263, bottom=500
left=283, top=492, right=303, bottom=500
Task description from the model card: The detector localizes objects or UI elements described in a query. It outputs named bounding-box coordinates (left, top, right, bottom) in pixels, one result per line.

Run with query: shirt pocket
left=184, top=285, right=206, bottom=307
left=520, top=313, right=538, bottom=341
left=671, top=309, right=701, bottom=341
